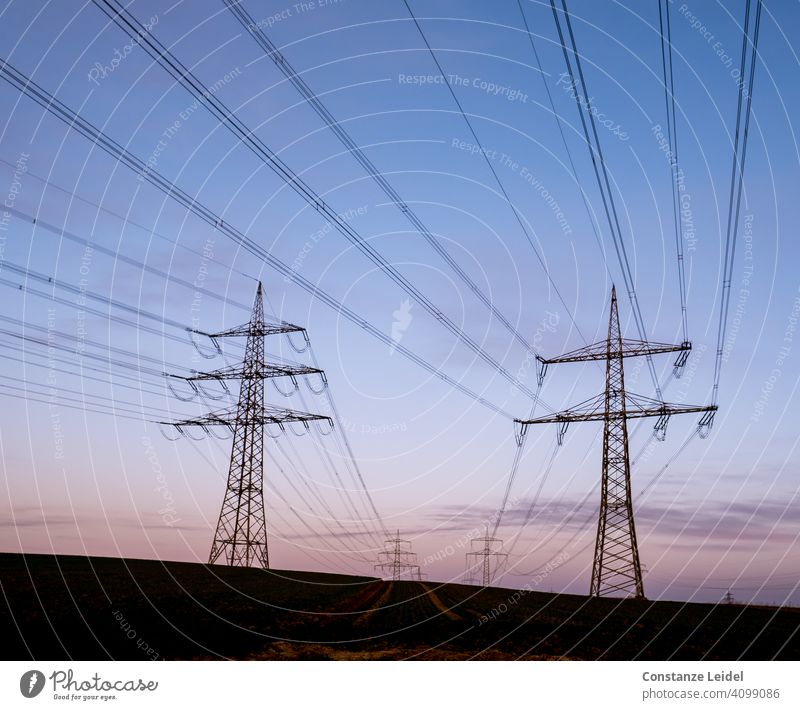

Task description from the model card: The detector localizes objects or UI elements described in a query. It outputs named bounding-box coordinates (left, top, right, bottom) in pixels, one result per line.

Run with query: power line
left=293, top=386, right=388, bottom=545
left=710, top=0, right=762, bottom=413
left=0, top=266, right=253, bottom=376
left=0, top=323, right=177, bottom=383
left=549, top=0, right=665, bottom=399
left=1, top=259, right=220, bottom=336
left=400, top=0, right=594, bottom=351
left=501, top=439, right=563, bottom=564
left=0, top=375, right=174, bottom=421
left=260, top=457, right=375, bottom=571
left=0, top=383, right=157, bottom=423
left=4, top=165, right=390, bottom=553
left=515, top=0, right=608, bottom=265
left=170, top=293, right=388, bottom=554
left=266, top=436, right=383, bottom=562
left=657, top=0, right=690, bottom=348
left=0, top=328, right=383, bottom=561
left=0, top=157, right=257, bottom=288
left=508, top=424, right=704, bottom=578
left=490, top=381, right=542, bottom=538
left=304, top=340, right=389, bottom=538
left=0, top=58, right=517, bottom=419
left=90, top=0, right=546, bottom=405
left=223, top=0, right=539, bottom=356
left=0, top=363, right=379, bottom=569
left=6, top=205, right=255, bottom=318
left=0, top=254, right=320, bottom=367
left=0, top=316, right=379, bottom=536
left=2, top=260, right=390, bottom=549
left=0, top=334, right=183, bottom=403
left=0, top=312, right=206, bottom=382
left=274, top=432, right=385, bottom=555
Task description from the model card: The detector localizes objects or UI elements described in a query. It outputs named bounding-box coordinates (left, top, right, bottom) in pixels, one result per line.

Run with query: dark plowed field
left=1, top=553, right=797, bottom=660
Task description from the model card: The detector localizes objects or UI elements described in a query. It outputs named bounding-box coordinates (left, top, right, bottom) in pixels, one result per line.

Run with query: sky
left=0, top=0, right=798, bottom=605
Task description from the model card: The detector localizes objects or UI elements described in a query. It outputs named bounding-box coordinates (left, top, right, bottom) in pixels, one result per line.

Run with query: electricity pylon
left=515, top=287, right=716, bottom=599
left=465, top=527, right=507, bottom=587
left=375, top=530, right=421, bottom=580
left=723, top=590, right=736, bottom=605
left=161, top=282, right=332, bottom=568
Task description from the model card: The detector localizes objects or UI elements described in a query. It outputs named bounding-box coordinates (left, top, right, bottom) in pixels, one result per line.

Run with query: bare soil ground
left=1, top=553, right=797, bottom=660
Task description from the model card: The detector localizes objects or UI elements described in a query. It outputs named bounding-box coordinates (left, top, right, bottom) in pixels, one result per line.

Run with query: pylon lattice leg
left=209, top=285, right=269, bottom=568
left=590, top=290, right=643, bottom=598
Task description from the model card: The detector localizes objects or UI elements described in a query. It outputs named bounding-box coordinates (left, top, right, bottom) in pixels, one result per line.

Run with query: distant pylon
left=465, top=527, right=507, bottom=587
left=375, top=530, right=421, bottom=581
left=515, top=287, right=716, bottom=599
left=723, top=590, right=736, bottom=605
left=160, top=282, right=332, bottom=568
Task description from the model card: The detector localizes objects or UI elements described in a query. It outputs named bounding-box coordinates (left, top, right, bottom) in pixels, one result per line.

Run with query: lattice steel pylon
left=160, top=282, right=332, bottom=568
left=515, top=287, right=716, bottom=599
left=465, top=527, right=507, bottom=587
left=375, top=530, right=421, bottom=581
left=722, top=590, right=736, bottom=605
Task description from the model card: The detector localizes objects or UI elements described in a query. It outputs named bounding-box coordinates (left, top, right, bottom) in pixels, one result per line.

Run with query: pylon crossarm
left=157, top=405, right=333, bottom=430
left=183, top=362, right=323, bottom=381
left=515, top=392, right=606, bottom=425
left=470, top=537, right=503, bottom=547
left=623, top=392, right=717, bottom=419
left=256, top=406, right=333, bottom=426
left=376, top=555, right=416, bottom=564
left=194, top=321, right=305, bottom=339
left=516, top=393, right=716, bottom=425
left=540, top=338, right=691, bottom=364
left=624, top=398, right=718, bottom=422
left=379, top=539, right=412, bottom=549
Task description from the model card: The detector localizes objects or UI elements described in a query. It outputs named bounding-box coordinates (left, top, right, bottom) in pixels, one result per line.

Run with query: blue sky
left=0, top=0, right=798, bottom=604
